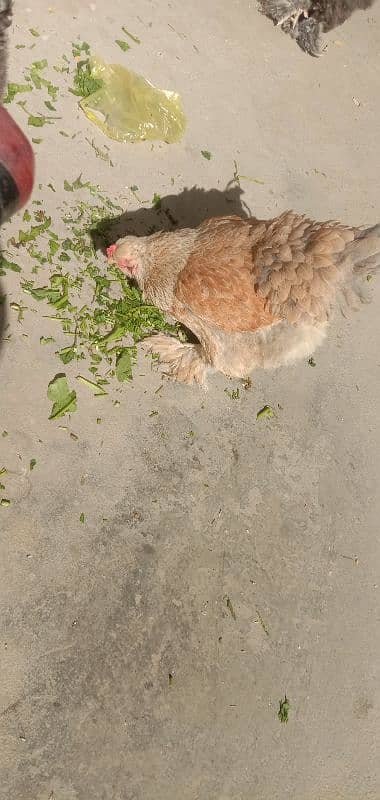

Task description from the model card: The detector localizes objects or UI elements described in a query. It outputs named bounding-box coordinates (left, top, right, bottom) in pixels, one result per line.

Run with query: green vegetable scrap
left=152, top=193, right=162, bottom=210
left=0, top=256, right=21, bottom=275
left=121, top=26, right=141, bottom=44
left=72, top=41, right=91, bottom=58
left=256, top=405, right=275, bottom=420
left=29, top=28, right=40, bottom=37
left=201, top=150, right=212, bottom=160
left=0, top=499, right=10, bottom=507
left=308, top=357, right=316, bottom=367
left=28, top=115, right=52, bottom=128
left=115, top=348, right=136, bottom=382
left=77, top=375, right=108, bottom=397
left=79, top=513, right=85, bottom=523
left=86, top=138, right=113, bottom=164
left=3, top=83, right=32, bottom=104
left=71, top=59, right=103, bottom=98
left=40, top=336, right=55, bottom=345
left=24, top=59, right=59, bottom=101
left=29, top=459, right=37, bottom=470
left=115, top=40, right=130, bottom=52
left=48, top=374, right=77, bottom=419
left=8, top=179, right=180, bottom=401
left=278, top=695, right=290, bottom=723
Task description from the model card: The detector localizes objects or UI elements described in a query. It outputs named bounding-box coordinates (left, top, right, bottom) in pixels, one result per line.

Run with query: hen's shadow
left=90, top=182, right=252, bottom=252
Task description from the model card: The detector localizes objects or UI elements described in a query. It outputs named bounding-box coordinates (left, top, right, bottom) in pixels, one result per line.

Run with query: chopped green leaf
left=201, top=150, right=212, bottom=160
left=47, top=374, right=77, bottom=419
left=40, top=336, right=55, bottom=345
left=57, top=346, right=76, bottom=364
left=71, top=59, right=103, bottom=98
left=63, top=174, right=92, bottom=192
left=2, top=431, right=8, bottom=438
left=256, top=405, right=275, bottom=420
left=32, top=137, right=43, bottom=144
left=28, top=115, right=48, bottom=128
left=31, top=58, right=48, bottom=70
left=29, top=28, right=40, bottom=37
left=308, top=357, right=316, bottom=367
left=18, top=217, right=51, bottom=242
left=79, top=512, right=85, bottom=523
left=29, top=459, right=37, bottom=471
left=85, top=137, right=112, bottom=163
left=116, top=347, right=136, bottom=382
left=44, top=100, right=56, bottom=111
left=72, top=41, right=91, bottom=58
left=49, top=239, right=59, bottom=255
left=76, top=375, right=108, bottom=396
left=3, top=82, right=32, bottom=104
left=278, top=696, right=290, bottom=723
left=0, top=499, right=10, bottom=507
left=121, top=26, right=141, bottom=44
left=152, top=193, right=161, bottom=210
left=115, top=39, right=130, bottom=52
left=0, top=256, right=21, bottom=275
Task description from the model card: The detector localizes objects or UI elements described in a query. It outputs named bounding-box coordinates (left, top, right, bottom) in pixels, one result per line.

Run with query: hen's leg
left=295, top=18, right=325, bottom=57
left=142, top=334, right=209, bottom=385
left=260, top=0, right=309, bottom=28
left=277, top=6, right=308, bottom=27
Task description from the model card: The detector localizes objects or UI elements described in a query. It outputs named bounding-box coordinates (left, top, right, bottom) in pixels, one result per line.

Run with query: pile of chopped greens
left=4, top=178, right=179, bottom=414
left=1, top=39, right=184, bottom=419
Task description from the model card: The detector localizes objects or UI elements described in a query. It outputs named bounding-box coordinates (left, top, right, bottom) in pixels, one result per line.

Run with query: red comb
left=106, top=244, right=117, bottom=259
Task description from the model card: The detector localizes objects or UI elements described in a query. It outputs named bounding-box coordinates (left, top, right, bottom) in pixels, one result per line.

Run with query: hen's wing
left=174, top=216, right=278, bottom=333
left=251, top=211, right=356, bottom=324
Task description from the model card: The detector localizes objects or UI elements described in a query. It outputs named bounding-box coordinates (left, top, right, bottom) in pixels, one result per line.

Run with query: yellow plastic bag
left=79, top=56, right=186, bottom=144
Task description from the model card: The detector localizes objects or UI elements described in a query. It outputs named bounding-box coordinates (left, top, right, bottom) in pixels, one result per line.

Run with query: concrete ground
left=1, top=1, right=380, bottom=798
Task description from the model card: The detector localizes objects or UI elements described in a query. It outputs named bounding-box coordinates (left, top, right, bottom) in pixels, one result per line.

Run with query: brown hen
left=107, top=212, right=380, bottom=385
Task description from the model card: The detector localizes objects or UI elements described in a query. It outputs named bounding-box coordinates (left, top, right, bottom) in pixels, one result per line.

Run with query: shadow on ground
left=91, top=181, right=253, bottom=252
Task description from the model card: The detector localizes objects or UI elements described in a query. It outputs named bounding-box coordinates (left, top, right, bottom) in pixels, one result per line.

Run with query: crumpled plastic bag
left=79, top=56, right=186, bottom=144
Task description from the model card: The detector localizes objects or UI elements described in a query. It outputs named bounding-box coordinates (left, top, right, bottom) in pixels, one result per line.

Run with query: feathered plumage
left=107, top=211, right=380, bottom=385
left=259, top=0, right=374, bottom=56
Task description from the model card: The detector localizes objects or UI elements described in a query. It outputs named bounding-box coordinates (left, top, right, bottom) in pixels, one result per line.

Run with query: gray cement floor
left=1, top=1, right=380, bottom=798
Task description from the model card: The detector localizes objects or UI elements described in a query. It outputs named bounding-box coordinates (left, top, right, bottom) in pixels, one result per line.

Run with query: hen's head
left=106, top=235, right=149, bottom=284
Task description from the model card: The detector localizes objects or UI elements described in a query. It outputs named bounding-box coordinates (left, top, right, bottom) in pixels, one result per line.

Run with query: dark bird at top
left=259, top=0, right=374, bottom=56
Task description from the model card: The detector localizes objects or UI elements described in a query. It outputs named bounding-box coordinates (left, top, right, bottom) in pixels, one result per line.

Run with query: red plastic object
left=0, top=106, right=34, bottom=224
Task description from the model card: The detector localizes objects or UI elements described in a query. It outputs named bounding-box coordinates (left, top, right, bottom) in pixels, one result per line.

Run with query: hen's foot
left=295, top=17, right=325, bottom=57
left=277, top=6, right=308, bottom=27
left=143, top=334, right=208, bottom=385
